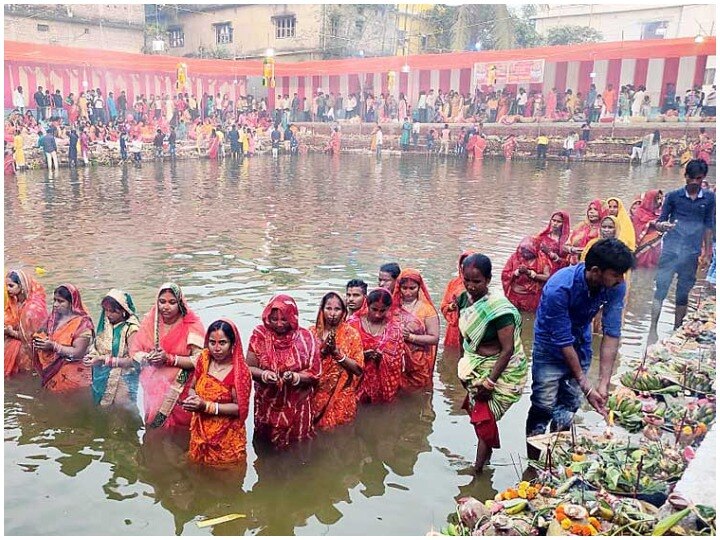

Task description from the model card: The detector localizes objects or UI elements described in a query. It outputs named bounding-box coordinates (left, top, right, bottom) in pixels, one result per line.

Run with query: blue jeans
left=654, top=249, right=700, bottom=306
left=525, top=341, right=591, bottom=436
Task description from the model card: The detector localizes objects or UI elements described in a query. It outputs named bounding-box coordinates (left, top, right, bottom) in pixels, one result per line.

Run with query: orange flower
left=555, top=505, right=567, bottom=521
left=588, top=517, right=601, bottom=530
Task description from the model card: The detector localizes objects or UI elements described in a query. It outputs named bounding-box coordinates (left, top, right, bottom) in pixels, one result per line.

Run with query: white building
left=532, top=4, right=715, bottom=42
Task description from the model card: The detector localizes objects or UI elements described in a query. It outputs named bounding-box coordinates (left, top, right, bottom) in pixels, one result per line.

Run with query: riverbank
left=439, top=283, right=717, bottom=536
left=9, top=120, right=716, bottom=170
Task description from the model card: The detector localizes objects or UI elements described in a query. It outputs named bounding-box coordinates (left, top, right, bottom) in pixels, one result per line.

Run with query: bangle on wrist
left=260, top=371, right=269, bottom=383
left=292, top=373, right=301, bottom=386
left=204, top=401, right=212, bottom=414
left=337, top=355, right=346, bottom=364
left=215, top=402, right=220, bottom=415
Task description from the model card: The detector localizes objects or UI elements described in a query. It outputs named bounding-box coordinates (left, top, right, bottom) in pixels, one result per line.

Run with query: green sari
left=457, top=293, right=528, bottom=420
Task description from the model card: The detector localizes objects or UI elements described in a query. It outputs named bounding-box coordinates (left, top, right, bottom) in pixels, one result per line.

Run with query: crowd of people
left=5, top=159, right=714, bottom=472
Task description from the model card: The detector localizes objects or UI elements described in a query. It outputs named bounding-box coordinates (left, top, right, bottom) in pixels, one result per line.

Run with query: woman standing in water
left=130, top=283, right=205, bottom=430
left=535, top=211, right=571, bottom=274
left=5, top=269, right=48, bottom=377
left=565, top=200, right=604, bottom=265
left=458, top=254, right=528, bottom=473
left=440, top=251, right=474, bottom=348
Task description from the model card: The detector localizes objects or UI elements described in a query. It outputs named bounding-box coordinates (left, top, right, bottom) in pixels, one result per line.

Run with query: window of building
left=330, top=16, right=340, bottom=37
left=420, top=35, right=428, bottom=49
left=214, top=22, right=233, bottom=44
left=704, top=68, right=716, bottom=86
left=37, top=23, right=50, bottom=32
left=274, top=15, right=296, bottom=39
left=640, top=21, right=668, bottom=40
left=168, top=27, right=184, bottom=48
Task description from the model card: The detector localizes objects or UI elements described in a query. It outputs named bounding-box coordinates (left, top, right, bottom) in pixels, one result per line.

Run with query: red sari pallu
left=392, top=268, right=439, bottom=389
left=632, top=190, right=664, bottom=268
left=310, top=314, right=364, bottom=431
left=189, top=319, right=252, bottom=467
left=130, top=285, right=205, bottom=430
left=5, top=269, right=48, bottom=377
left=441, top=251, right=474, bottom=348
left=347, top=307, right=405, bottom=404
left=566, top=199, right=604, bottom=265
left=250, top=295, right=321, bottom=449
left=535, top=210, right=571, bottom=274
left=501, top=237, right=552, bottom=312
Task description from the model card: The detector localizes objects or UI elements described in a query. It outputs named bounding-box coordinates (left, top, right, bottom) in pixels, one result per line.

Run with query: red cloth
left=535, top=210, right=571, bottom=274
left=632, top=189, right=664, bottom=268
left=4, top=269, right=48, bottom=376
left=501, top=236, right=552, bottom=312
left=462, top=395, right=500, bottom=449
left=249, top=295, right=321, bottom=449
left=567, top=199, right=604, bottom=264
left=440, top=251, right=474, bottom=347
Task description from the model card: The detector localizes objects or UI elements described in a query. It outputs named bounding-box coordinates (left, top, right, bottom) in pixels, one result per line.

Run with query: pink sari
left=4, top=269, right=48, bottom=376
left=130, top=283, right=205, bottom=430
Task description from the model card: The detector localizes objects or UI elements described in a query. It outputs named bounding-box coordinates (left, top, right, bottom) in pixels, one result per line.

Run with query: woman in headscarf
left=309, top=292, right=364, bottom=430
left=458, top=254, right=528, bottom=473
left=565, top=199, right=604, bottom=265
left=207, top=129, right=220, bottom=160
left=5, top=269, right=48, bottom=377
left=502, top=134, right=517, bottom=160
left=32, top=284, right=94, bottom=392
left=181, top=319, right=251, bottom=467
left=535, top=211, right=571, bottom=274
left=440, top=251, right=474, bottom=348
left=83, top=289, right=141, bottom=408
left=391, top=268, right=439, bottom=389
left=581, top=215, right=623, bottom=260
left=130, top=283, right=205, bottom=430
left=347, top=288, right=405, bottom=404
left=605, top=197, right=636, bottom=251
left=632, top=189, right=665, bottom=268
left=247, top=294, right=321, bottom=449
left=501, top=237, right=552, bottom=312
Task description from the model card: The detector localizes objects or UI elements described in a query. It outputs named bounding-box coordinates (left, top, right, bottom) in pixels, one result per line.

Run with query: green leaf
left=606, top=467, right=621, bottom=490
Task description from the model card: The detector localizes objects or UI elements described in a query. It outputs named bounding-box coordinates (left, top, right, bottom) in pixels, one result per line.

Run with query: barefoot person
left=458, top=254, right=528, bottom=473
left=525, top=239, right=634, bottom=453
left=648, top=160, right=715, bottom=342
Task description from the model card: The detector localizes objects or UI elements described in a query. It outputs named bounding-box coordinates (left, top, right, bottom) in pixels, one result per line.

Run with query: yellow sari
left=605, top=197, right=636, bottom=251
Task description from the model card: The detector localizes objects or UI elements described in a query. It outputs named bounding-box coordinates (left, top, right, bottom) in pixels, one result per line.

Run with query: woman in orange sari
left=441, top=251, right=474, bottom=348
left=565, top=199, right=604, bottom=265
left=32, top=284, right=94, bottom=392
left=392, top=268, right=439, bottom=388
left=247, top=294, right=321, bottom=449
left=535, top=211, right=571, bottom=274
left=5, top=269, right=48, bottom=377
left=501, top=237, right=552, bottom=312
left=182, top=319, right=251, bottom=467
left=130, top=283, right=205, bottom=430
left=310, top=292, right=364, bottom=430
left=348, top=288, right=405, bottom=404
left=632, top=189, right=665, bottom=268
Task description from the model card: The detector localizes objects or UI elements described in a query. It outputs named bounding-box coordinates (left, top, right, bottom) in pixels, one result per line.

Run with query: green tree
left=546, top=25, right=603, bottom=46
left=426, top=4, right=515, bottom=52
left=510, top=5, right=545, bottom=49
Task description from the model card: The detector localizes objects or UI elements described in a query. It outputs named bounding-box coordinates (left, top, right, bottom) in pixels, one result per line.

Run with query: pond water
left=4, top=155, right=706, bottom=535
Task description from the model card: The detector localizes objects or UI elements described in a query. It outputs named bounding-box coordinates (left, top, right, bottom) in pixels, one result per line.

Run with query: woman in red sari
left=326, top=127, right=341, bottom=155
left=32, top=284, right=94, bottom=392
left=347, top=288, right=405, bottom=404
left=565, top=199, right=604, bottom=265
left=501, top=237, right=552, bottom=312
left=469, top=133, right=487, bottom=160
left=310, top=292, right=364, bottom=430
left=5, top=269, right=49, bottom=377
left=247, top=294, right=321, bottom=449
left=502, top=134, right=517, bottom=160
left=632, top=189, right=665, bottom=268
left=441, top=251, right=474, bottom=348
left=392, top=268, right=439, bottom=389
left=207, top=129, right=220, bottom=160
left=182, top=319, right=251, bottom=467
left=130, top=283, right=205, bottom=430
left=535, top=211, right=571, bottom=274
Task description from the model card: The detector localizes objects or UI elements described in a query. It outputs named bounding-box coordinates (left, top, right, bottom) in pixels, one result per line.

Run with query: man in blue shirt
left=526, top=239, right=634, bottom=444
left=648, top=159, right=715, bottom=343
left=37, top=129, right=59, bottom=171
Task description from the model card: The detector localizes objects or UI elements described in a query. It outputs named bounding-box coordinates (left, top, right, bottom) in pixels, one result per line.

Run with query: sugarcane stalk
left=634, top=455, right=644, bottom=498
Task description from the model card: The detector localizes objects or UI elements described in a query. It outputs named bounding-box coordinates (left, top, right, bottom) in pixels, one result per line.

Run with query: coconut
left=563, top=504, right=589, bottom=520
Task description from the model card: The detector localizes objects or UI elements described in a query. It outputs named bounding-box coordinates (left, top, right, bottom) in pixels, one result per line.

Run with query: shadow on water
left=4, top=155, right=709, bottom=534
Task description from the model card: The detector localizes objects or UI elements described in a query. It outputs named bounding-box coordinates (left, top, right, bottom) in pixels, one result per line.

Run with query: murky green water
left=4, top=155, right=707, bottom=535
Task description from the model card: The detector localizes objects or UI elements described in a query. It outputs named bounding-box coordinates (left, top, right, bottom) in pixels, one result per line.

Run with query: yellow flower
left=588, top=524, right=598, bottom=535
left=561, top=518, right=572, bottom=530
left=518, top=481, right=531, bottom=490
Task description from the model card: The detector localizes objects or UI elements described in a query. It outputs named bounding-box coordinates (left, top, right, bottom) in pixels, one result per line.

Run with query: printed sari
left=501, top=237, right=552, bottom=312
left=348, top=304, right=405, bottom=404
left=5, top=269, right=48, bottom=376
left=130, top=283, right=205, bottom=430
left=606, top=197, right=636, bottom=251
left=250, top=295, right=321, bottom=449
left=632, top=190, right=664, bottom=268
left=566, top=199, right=604, bottom=265
left=34, top=283, right=94, bottom=392
left=189, top=319, right=252, bottom=467
left=310, top=312, right=364, bottom=430
left=440, top=251, right=474, bottom=348
left=87, top=289, right=140, bottom=407
left=457, top=293, right=528, bottom=449
left=535, top=210, right=571, bottom=274
left=392, top=268, right=439, bottom=389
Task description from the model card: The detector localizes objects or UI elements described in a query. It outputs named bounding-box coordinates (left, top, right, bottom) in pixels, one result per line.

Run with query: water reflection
left=4, top=156, right=706, bottom=535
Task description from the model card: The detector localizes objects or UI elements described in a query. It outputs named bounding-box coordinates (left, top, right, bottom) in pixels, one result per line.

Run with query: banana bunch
left=607, top=394, right=644, bottom=432
left=620, top=369, right=666, bottom=392
left=685, top=371, right=715, bottom=394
